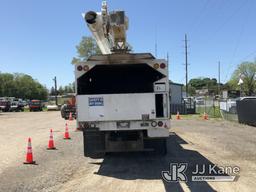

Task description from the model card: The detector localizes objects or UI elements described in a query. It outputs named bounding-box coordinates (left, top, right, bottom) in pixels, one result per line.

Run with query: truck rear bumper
left=82, top=128, right=168, bottom=157
left=79, top=119, right=170, bottom=138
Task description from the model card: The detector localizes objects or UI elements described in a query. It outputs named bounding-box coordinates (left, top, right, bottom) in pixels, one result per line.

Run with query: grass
left=196, top=106, right=221, bottom=118
left=23, top=107, right=48, bottom=112
left=171, top=106, right=222, bottom=120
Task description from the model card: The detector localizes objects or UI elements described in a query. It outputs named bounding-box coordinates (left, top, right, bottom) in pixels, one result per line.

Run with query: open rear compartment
left=77, top=63, right=165, bottom=95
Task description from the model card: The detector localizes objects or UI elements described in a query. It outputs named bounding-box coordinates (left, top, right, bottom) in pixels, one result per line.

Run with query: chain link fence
left=219, top=99, right=238, bottom=122
left=195, top=97, right=221, bottom=118
left=195, top=97, right=240, bottom=120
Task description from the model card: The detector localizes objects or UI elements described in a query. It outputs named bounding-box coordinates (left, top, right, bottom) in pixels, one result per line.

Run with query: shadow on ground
left=94, top=133, right=227, bottom=192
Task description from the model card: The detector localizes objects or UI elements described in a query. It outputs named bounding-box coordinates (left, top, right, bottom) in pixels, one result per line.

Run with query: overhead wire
left=224, top=0, right=253, bottom=81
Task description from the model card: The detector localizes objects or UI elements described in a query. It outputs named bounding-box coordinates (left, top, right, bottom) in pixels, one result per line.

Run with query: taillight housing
left=77, top=65, right=83, bottom=71
left=160, top=63, right=166, bottom=69
left=84, top=65, right=89, bottom=71
left=153, top=63, right=159, bottom=69
left=151, top=121, right=157, bottom=127
left=158, top=121, right=163, bottom=127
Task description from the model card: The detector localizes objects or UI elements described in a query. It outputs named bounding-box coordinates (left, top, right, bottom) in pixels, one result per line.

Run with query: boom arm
left=83, top=1, right=129, bottom=54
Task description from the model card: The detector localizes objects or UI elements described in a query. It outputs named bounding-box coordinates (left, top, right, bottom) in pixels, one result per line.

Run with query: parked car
left=0, top=100, right=11, bottom=112
left=29, top=100, right=43, bottom=111
left=9, top=101, right=24, bottom=112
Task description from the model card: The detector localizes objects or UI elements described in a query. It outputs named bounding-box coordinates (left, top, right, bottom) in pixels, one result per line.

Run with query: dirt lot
left=0, top=112, right=255, bottom=192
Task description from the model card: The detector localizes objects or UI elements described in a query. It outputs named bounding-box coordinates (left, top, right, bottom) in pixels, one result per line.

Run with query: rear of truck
left=75, top=53, right=170, bottom=157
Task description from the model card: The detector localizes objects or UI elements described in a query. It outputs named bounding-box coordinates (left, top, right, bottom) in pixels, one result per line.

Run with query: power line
left=240, top=50, right=256, bottom=61
left=202, top=0, right=249, bottom=45
left=223, top=0, right=252, bottom=81
left=190, top=0, right=211, bottom=35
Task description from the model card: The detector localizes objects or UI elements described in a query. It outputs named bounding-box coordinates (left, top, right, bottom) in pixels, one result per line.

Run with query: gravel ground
left=0, top=112, right=255, bottom=192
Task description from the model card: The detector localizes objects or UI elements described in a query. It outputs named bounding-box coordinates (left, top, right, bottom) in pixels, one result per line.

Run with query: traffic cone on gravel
left=69, top=112, right=73, bottom=121
left=203, top=112, right=209, bottom=120
left=47, top=129, right=56, bottom=150
left=176, top=111, right=181, bottom=120
left=64, top=123, right=71, bottom=139
left=24, top=138, right=36, bottom=164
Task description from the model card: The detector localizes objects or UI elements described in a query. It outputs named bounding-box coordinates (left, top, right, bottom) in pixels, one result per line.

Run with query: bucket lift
left=82, top=1, right=129, bottom=54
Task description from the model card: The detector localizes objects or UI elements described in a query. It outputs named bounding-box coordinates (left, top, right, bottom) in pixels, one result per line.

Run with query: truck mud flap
left=83, top=128, right=105, bottom=158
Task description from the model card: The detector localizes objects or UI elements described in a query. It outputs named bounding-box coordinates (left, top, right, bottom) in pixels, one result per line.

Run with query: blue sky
left=0, top=0, right=255, bottom=88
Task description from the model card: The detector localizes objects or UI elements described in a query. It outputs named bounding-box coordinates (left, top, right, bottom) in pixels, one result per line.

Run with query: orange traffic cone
left=69, top=112, right=73, bottom=121
left=64, top=123, right=71, bottom=139
left=24, top=138, right=36, bottom=164
left=47, top=129, right=56, bottom=150
left=176, top=111, right=181, bottom=120
left=203, top=112, right=209, bottom=120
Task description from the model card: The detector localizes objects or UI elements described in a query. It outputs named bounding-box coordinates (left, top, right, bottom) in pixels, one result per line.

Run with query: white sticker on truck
left=88, top=97, right=104, bottom=106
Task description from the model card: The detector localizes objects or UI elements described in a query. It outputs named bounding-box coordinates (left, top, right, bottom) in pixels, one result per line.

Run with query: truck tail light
left=153, top=63, right=159, bottom=69
left=151, top=121, right=157, bottom=127
left=84, top=65, right=89, bottom=71
left=160, top=63, right=166, bottom=69
left=77, top=65, right=83, bottom=71
left=158, top=121, right=163, bottom=127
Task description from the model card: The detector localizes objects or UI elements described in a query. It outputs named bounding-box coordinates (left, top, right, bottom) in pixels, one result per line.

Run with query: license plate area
left=117, top=121, right=130, bottom=128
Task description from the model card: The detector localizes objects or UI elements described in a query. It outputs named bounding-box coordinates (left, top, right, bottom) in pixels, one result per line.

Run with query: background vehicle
left=29, top=100, right=43, bottom=112
left=9, top=101, right=24, bottom=112
left=0, top=100, right=11, bottom=112
left=60, top=95, right=76, bottom=119
left=76, top=2, right=170, bottom=158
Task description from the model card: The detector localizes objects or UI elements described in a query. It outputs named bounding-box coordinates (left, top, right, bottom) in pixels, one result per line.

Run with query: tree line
left=49, top=83, right=75, bottom=96
left=0, top=73, right=48, bottom=100
left=188, top=61, right=256, bottom=96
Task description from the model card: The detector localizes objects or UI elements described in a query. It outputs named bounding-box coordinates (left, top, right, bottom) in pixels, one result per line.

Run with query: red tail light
left=160, top=63, right=166, bottom=69
left=158, top=121, right=163, bottom=127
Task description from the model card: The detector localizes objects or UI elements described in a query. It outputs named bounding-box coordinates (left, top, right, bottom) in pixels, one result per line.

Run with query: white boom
left=82, top=1, right=129, bottom=54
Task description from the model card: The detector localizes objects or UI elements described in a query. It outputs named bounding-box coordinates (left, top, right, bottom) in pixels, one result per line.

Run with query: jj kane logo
left=162, top=163, right=188, bottom=182
left=162, top=163, right=240, bottom=182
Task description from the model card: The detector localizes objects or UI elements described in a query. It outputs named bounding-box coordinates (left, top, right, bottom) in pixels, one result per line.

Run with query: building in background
left=169, top=82, right=184, bottom=114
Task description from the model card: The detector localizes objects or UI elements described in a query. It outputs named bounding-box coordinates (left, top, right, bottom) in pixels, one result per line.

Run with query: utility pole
left=218, top=61, right=221, bottom=95
left=184, top=34, right=188, bottom=97
left=53, top=76, right=58, bottom=106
